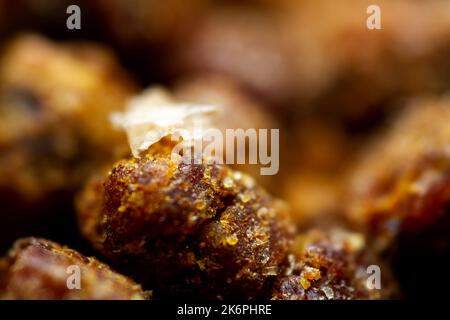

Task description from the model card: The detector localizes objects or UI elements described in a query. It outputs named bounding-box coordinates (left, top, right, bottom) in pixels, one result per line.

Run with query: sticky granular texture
left=0, top=34, right=135, bottom=247
left=345, top=98, right=450, bottom=297
left=271, top=229, right=395, bottom=300
left=0, top=238, right=149, bottom=300
left=77, top=140, right=294, bottom=299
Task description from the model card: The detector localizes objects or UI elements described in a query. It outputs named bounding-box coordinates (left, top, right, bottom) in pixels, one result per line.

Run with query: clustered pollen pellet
left=77, top=138, right=295, bottom=299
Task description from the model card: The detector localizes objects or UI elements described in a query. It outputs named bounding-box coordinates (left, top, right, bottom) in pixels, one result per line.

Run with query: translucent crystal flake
left=111, top=87, right=217, bottom=157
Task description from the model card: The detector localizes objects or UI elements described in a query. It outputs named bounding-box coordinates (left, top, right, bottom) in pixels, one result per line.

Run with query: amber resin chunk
left=271, top=229, right=396, bottom=300
left=77, top=139, right=294, bottom=299
left=0, top=238, right=149, bottom=300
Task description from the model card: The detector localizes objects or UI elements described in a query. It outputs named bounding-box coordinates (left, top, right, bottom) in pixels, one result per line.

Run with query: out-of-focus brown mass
left=347, top=98, right=450, bottom=240
left=280, top=118, right=356, bottom=228
left=169, top=6, right=295, bottom=109
left=0, top=34, right=135, bottom=247
left=281, top=0, right=450, bottom=122
left=345, top=97, right=450, bottom=296
left=77, top=139, right=295, bottom=299
left=0, top=238, right=149, bottom=300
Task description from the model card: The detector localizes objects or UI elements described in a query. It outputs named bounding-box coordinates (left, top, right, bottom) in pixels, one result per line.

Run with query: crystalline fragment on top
left=110, top=87, right=217, bottom=157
